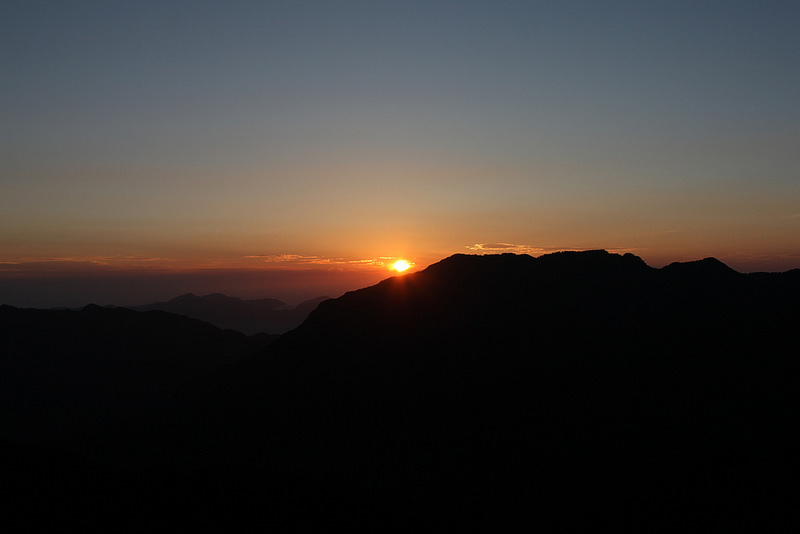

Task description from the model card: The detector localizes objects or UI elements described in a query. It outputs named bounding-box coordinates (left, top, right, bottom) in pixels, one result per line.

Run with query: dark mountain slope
left=0, top=304, right=266, bottom=446
left=162, top=251, right=799, bottom=527
left=276, top=249, right=796, bottom=366
left=279, top=250, right=655, bottom=352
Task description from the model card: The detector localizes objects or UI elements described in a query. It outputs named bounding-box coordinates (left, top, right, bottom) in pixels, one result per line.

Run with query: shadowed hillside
left=3, top=251, right=799, bottom=529
left=0, top=305, right=269, bottom=445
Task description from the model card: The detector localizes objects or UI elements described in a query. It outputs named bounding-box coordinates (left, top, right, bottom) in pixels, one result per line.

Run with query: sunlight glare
left=392, top=259, right=410, bottom=272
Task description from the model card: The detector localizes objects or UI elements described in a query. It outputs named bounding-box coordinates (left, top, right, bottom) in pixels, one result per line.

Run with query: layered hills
left=131, top=293, right=329, bottom=335
left=3, top=250, right=798, bottom=528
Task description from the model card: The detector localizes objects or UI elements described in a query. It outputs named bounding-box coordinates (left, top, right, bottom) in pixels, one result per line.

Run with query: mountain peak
left=662, top=256, right=740, bottom=277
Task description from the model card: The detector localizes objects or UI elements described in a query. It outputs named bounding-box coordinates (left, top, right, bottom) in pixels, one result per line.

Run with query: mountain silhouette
left=160, top=251, right=798, bottom=527
left=131, top=293, right=330, bottom=335
left=3, top=251, right=798, bottom=529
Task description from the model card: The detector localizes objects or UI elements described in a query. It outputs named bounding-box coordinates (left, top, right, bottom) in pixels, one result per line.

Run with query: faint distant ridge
left=171, top=292, right=286, bottom=307
left=131, top=293, right=330, bottom=335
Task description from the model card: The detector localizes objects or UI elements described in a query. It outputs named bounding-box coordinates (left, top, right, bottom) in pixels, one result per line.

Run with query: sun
left=392, top=259, right=411, bottom=272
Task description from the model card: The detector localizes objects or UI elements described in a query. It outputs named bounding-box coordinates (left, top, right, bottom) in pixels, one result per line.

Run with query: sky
left=2, top=1, right=799, bottom=307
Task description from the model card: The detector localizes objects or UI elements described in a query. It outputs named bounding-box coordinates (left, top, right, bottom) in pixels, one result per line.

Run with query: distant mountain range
left=129, top=293, right=330, bottom=335
left=3, top=251, right=798, bottom=529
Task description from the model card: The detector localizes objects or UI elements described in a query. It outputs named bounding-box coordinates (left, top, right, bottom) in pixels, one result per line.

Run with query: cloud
left=0, top=256, right=179, bottom=276
left=1, top=255, right=172, bottom=266
left=247, top=254, right=322, bottom=264
left=477, top=243, right=518, bottom=250
left=245, top=254, right=402, bottom=269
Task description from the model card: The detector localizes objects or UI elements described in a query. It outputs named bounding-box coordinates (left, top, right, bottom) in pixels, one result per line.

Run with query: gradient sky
left=2, top=1, right=799, bottom=306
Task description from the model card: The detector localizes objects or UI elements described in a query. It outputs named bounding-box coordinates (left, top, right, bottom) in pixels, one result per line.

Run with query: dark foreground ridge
left=3, top=251, right=799, bottom=528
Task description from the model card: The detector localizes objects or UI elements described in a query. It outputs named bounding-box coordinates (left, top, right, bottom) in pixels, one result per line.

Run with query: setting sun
left=392, top=260, right=411, bottom=272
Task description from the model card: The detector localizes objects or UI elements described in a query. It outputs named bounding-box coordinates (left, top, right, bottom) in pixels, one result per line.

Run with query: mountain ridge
left=3, top=249, right=798, bottom=528
left=276, top=249, right=796, bottom=355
